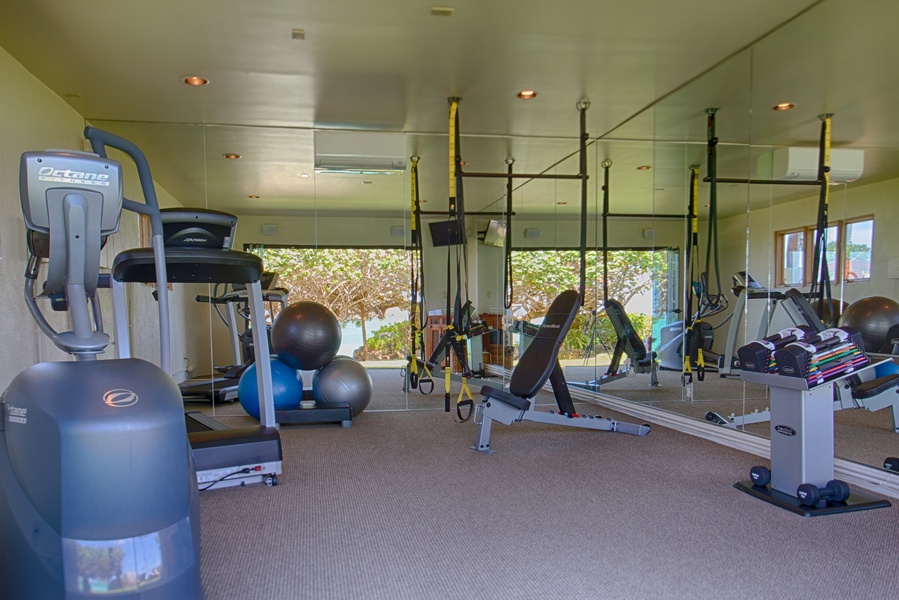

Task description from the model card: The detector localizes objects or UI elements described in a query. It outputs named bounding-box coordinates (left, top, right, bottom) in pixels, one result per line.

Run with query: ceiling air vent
left=314, top=131, right=407, bottom=175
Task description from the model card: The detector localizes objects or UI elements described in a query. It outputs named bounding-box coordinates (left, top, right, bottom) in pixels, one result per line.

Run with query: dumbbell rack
left=737, top=368, right=891, bottom=516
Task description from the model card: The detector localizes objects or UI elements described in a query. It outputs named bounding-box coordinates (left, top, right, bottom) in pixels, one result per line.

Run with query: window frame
left=773, top=215, right=873, bottom=287
left=842, top=215, right=874, bottom=282
left=774, top=227, right=806, bottom=287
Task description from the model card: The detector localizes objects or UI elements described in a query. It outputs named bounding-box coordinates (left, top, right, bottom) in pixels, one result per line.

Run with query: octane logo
left=37, top=166, right=109, bottom=181
left=7, top=405, right=27, bottom=425
left=103, top=389, right=138, bottom=408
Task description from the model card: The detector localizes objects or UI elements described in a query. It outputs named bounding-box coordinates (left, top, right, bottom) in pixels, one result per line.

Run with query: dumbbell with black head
left=796, top=480, right=851, bottom=506
left=748, top=465, right=771, bottom=487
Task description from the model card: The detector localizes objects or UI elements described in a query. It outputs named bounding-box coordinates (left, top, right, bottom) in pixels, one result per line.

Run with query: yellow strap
left=457, top=379, right=473, bottom=404
left=691, top=166, right=699, bottom=234
left=683, top=325, right=693, bottom=374
left=822, top=114, right=831, bottom=205
left=448, top=99, right=458, bottom=200
left=410, top=157, right=419, bottom=232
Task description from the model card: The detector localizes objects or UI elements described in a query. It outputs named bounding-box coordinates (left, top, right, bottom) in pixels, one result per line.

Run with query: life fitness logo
left=103, top=389, right=139, bottom=408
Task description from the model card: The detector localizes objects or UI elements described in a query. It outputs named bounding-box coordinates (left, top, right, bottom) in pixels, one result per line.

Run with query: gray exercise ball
left=271, top=301, right=342, bottom=371
left=312, top=358, right=372, bottom=417
left=840, top=296, right=899, bottom=353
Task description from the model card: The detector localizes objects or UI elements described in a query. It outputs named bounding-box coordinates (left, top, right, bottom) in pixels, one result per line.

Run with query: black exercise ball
left=840, top=296, right=899, bottom=353
left=312, top=357, right=372, bottom=417
left=271, top=301, right=342, bottom=371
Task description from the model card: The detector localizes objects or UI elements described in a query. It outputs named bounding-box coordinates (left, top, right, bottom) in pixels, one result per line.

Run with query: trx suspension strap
left=682, top=165, right=701, bottom=385
left=809, top=114, right=833, bottom=314
left=686, top=107, right=726, bottom=384
left=504, top=158, right=514, bottom=309
left=407, top=156, right=433, bottom=394
left=577, top=101, right=590, bottom=305
left=446, top=97, right=475, bottom=422
left=703, top=108, right=724, bottom=316
left=601, top=160, right=611, bottom=305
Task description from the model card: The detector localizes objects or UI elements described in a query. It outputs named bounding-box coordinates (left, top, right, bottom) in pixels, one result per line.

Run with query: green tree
left=510, top=249, right=664, bottom=319
left=256, top=248, right=409, bottom=360
left=75, top=544, right=127, bottom=590
left=511, top=249, right=664, bottom=358
left=361, top=320, right=412, bottom=360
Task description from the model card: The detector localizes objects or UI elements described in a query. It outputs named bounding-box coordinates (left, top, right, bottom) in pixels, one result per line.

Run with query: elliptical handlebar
left=84, top=126, right=164, bottom=233
left=82, top=126, right=172, bottom=371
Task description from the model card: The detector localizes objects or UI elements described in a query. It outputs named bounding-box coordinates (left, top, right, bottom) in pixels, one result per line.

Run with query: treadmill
left=95, top=150, right=283, bottom=490
left=179, top=272, right=288, bottom=403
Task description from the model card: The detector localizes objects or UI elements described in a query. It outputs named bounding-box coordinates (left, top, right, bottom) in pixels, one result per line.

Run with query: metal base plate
left=276, top=403, right=353, bottom=427
left=734, top=481, right=891, bottom=517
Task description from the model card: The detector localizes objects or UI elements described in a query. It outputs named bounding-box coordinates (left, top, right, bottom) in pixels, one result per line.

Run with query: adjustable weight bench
left=472, top=290, right=651, bottom=453
left=570, top=298, right=659, bottom=392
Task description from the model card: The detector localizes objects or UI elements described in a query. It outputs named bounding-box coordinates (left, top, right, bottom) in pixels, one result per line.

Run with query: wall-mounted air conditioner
left=314, top=131, right=407, bottom=174
left=758, top=147, right=864, bottom=183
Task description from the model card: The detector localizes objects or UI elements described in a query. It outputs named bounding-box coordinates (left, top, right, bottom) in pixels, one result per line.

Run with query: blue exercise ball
left=238, top=357, right=303, bottom=420
left=875, top=360, right=899, bottom=378
left=271, top=301, right=342, bottom=371
left=312, top=358, right=372, bottom=417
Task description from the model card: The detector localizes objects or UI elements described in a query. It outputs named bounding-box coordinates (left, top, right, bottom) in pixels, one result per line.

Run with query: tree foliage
left=76, top=544, right=126, bottom=586
left=355, top=320, right=411, bottom=360
left=510, top=249, right=667, bottom=320
left=254, top=247, right=409, bottom=360
left=252, top=246, right=667, bottom=363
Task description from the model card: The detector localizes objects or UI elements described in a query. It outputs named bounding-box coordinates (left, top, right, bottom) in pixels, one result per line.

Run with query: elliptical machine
left=0, top=144, right=204, bottom=597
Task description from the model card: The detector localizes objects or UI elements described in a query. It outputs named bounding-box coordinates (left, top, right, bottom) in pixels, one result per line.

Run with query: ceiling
left=2, top=0, right=898, bottom=220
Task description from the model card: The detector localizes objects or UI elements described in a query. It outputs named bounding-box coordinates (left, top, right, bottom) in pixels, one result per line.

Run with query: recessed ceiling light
left=223, top=153, right=241, bottom=160
left=183, top=76, right=209, bottom=87
left=773, top=102, right=795, bottom=111
left=431, top=6, right=455, bottom=17
left=636, top=165, right=652, bottom=170
left=517, top=90, right=537, bottom=100
left=248, top=195, right=260, bottom=199
left=300, top=172, right=310, bottom=178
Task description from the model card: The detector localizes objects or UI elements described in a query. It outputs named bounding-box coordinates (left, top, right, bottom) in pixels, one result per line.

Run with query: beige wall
left=701, top=177, right=898, bottom=353
left=0, top=46, right=89, bottom=389
left=0, top=46, right=201, bottom=388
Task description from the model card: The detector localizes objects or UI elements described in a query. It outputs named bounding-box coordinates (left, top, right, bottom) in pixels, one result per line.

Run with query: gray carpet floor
left=194, top=369, right=899, bottom=599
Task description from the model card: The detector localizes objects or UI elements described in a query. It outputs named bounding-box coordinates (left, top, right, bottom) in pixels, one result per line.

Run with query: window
left=844, top=218, right=873, bottom=281
left=776, top=228, right=805, bottom=286
left=774, top=217, right=873, bottom=286
left=808, top=224, right=839, bottom=283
